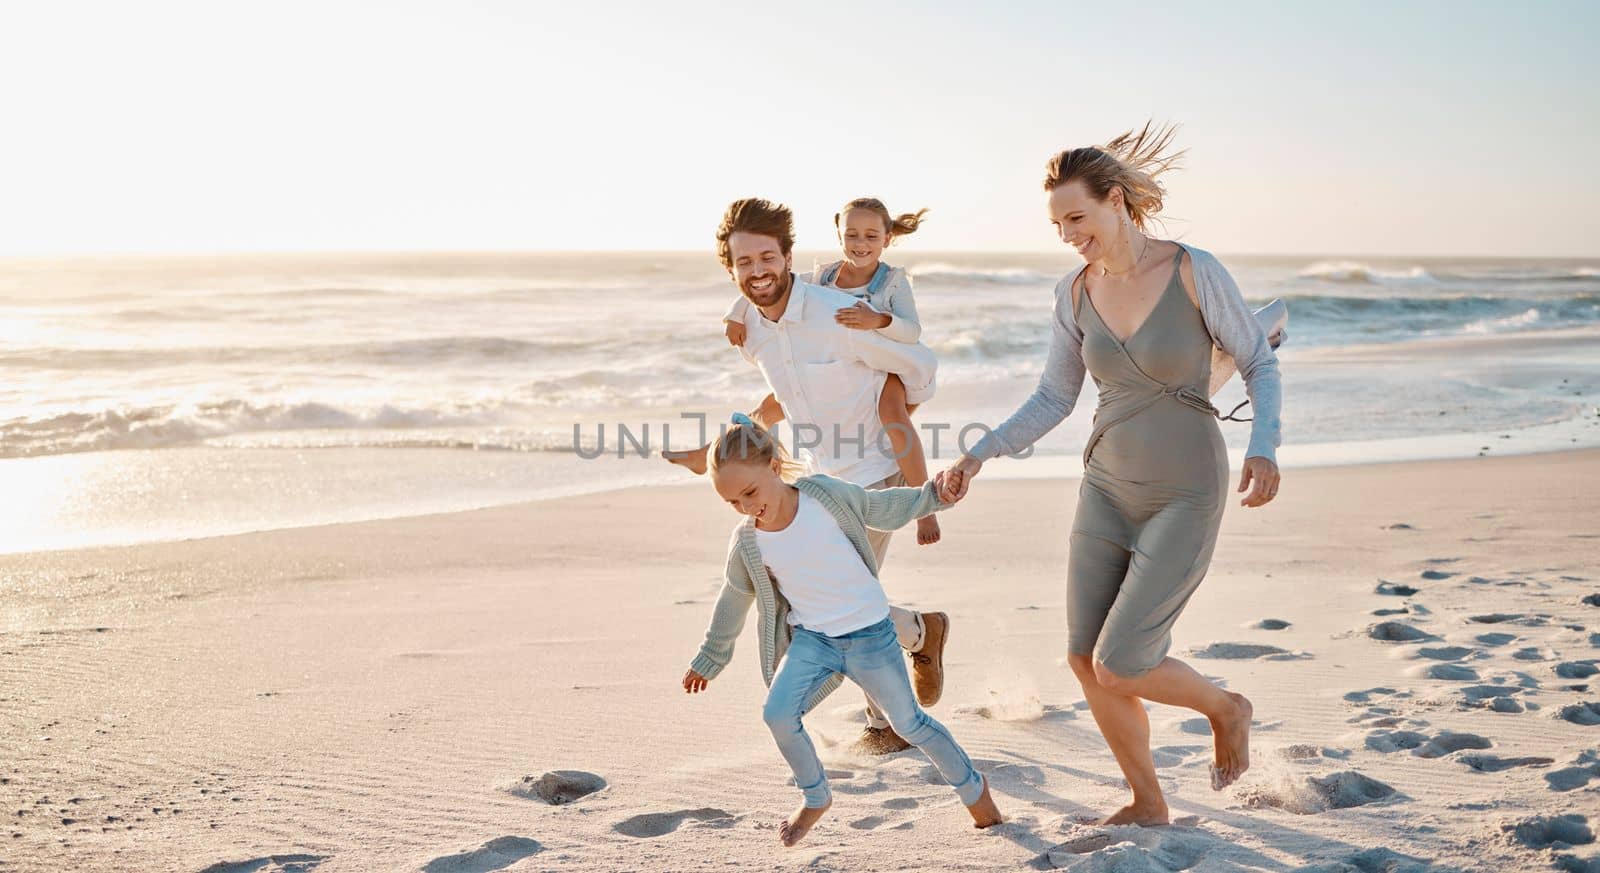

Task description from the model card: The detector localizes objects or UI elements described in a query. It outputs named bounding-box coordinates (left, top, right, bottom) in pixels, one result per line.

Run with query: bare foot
left=917, top=515, right=942, bottom=545
left=965, top=779, right=1003, bottom=829
left=661, top=446, right=709, bottom=476
left=779, top=799, right=830, bottom=847
left=1209, top=691, right=1253, bottom=790
left=1101, top=798, right=1169, bottom=826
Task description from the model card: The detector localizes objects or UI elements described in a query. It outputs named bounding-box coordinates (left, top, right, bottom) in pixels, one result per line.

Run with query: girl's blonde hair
left=834, top=197, right=928, bottom=244
left=1043, top=121, right=1185, bottom=231
left=708, top=420, right=807, bottom=483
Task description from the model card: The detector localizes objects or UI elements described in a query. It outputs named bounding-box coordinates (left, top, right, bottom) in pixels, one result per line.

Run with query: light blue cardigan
left=688, top=473, right=951, bottom=712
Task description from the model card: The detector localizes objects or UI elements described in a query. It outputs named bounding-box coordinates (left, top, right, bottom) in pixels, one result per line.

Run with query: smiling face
left=711, top=456, right=788, bottom=524
left=1048, top=179, right=1126, bottom=263
left=727, top=230, right=793, bottom=310
left=837, top=207, right=890, bottom=269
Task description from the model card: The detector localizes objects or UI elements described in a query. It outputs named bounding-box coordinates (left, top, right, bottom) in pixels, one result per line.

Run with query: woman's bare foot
left=779, top=800, right=830, bottom=847
left=661, top=446, right=709, bottom=476
left=916, top=515, right=942, bottom=545
left=1101, top=798, right=1169, bottom=826
left=1209, top=691, right=1253, bottom=789
left=965, top=779, right=1003, bottom=828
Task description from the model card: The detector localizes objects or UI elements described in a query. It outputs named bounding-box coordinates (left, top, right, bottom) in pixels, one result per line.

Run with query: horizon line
left=2, top=247, right=1597, bottom=263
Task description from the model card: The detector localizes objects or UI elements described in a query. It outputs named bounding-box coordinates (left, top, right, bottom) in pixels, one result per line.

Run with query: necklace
left=1100, top=230, right=1149, bottom=278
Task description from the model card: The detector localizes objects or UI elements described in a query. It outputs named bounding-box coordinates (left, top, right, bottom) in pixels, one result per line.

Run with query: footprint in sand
left=1546, top=751, right=1600, bottom=792
left=1410, top=663, right=1479, bottom=681
left=1302, top=848, right=1434, bottom=872
left=1458, top=684, right=1527, bottom=712
left=1030, top=825, right=1213, bottom=871
left=1503, top=814, right=1595, bottom=850
left=1250, top=618, right=1291, bottom=630
left=849, top=814, right=887, bottom=830
left=1454, top=753, right=1555, bottom=772
left=1556, top=702, right=1600, bottom=726
left=1189, top=642, right=1304, bottom=660
left=1367, top=622, right=1437, bottom=643
left=1419, top=569, right=1456, bottom=581
left=508, top=770, right=606, bottom=805
left=1476, top=632, right=1519, bottom=647
left=1238, top=771, right=1398, bottom=815
left=613, top=808, right=735, bottom=838
left=1513, top=647, right=1554, bottom=661
left=1372, top=607, right=1412, bottom=617
left=1375, top=580, right=1419, bottom=596
left=1175, top=716, right=1277, bottom=736
left=421, top=837, right=542, bottom=873
left=1151, top=744, right=1206, bottom=768
left=1276, top=744, right=1350, bottom=762
left=880, top=797, right=919, bottom=810
left=1416, top=646, right=1476, bottom=661
left=1556, top=660, right=1600, bottom=679
left=199, top=855, right=326, bottom=873
left=1583, top=594, right=1600, bottom=608
left=1343, top=687, right=1413, bottom=704
left=1364, top=728, right=1490, bottom=758
left=1467, top=613, right=1522, bottom=624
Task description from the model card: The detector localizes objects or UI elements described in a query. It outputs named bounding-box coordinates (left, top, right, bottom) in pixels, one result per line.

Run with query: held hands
left=724, top=321, right=747, bottom=347
left=835, top=302, right=891, bottom=331
left=1237, top=456, right=1281, bottom=508
left=936, top=455, right=984, bottom=504
left=682, top=669, right=709, bottom=694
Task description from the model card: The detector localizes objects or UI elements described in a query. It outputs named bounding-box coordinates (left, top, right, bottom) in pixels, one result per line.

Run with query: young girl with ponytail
left=681, top=414, right=1002, bottom=846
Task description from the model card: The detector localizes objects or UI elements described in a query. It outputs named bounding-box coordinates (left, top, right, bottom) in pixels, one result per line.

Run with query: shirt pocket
left=800, top=359, right=856, bottom=403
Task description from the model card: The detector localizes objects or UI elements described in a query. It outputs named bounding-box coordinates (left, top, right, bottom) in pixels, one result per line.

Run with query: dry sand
left=2, top=451, right=1598, bottom=872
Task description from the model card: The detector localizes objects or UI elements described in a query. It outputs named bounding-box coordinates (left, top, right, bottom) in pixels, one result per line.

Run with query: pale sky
left=2, top=1, right=1596, bottom=257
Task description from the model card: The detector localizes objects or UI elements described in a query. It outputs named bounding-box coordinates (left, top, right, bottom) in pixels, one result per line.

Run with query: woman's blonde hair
left=708, top=420, right=807, bottom=483
left=834, top=197, right=928, bottom=244
left=1043, top=121, right=1184, bottom=231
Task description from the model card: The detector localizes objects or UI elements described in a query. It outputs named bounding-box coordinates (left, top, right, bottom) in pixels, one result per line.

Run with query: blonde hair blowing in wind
left=834, top=197, right=929, bottom=243
left=707, top=420, right=807, bottom=483
left=1043, top=121, right=1186, bottom=231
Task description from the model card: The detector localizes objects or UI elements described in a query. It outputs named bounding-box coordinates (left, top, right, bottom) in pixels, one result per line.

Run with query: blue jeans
left=762, top=616, right=984, bottom=808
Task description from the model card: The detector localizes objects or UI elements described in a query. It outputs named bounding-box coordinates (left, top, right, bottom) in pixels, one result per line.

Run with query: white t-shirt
left=753, top=491, right=890, bottom=637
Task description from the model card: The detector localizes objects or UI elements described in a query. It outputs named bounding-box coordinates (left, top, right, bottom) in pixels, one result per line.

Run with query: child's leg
left=878, top=375, right=941, bottom=545
left=878, top=374, right=927, bottom=485
left=762, top=630, right=843, bottom=809
left=842, top=620, right=984, bottom=806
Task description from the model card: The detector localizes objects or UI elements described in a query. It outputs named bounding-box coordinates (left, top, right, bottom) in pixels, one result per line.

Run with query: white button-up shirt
left=737, top=277, right=938, bottom=486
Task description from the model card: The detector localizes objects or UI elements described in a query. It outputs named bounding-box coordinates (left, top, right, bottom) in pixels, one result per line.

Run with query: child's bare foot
left=965, top=778, right=1003, bottom=828
left=1101, top=797, right=1169, bottom=826
left=1209, top=691, right=1253, bottom=789
left=661, top=446, right=709, bottom=476
left=779, top=799, right=830, bottom=847
left=916, top=515, right=941, bottom=545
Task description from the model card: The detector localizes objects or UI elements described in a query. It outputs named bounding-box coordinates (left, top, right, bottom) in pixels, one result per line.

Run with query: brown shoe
left=850, top=726, right=911, bottom=756
left=910, top=611, right=949, bottom=706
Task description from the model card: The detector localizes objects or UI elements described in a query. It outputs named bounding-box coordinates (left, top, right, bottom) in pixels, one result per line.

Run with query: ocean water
left=4, top=250, right=1598, bottom=552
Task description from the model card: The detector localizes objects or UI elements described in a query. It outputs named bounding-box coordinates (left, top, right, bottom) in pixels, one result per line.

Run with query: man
left=666, top=197, right=951, bottom=755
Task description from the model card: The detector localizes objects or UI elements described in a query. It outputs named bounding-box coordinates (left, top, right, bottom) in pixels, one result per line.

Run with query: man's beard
left=740, top=269, right=791, bottom=309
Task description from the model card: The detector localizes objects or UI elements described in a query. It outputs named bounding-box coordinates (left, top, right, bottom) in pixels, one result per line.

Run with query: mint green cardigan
left=687, top=473, right=951, bottom=711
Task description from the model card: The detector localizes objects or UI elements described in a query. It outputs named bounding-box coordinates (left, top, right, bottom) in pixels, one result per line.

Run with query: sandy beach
left=3, top=450, right=1597, bottom=872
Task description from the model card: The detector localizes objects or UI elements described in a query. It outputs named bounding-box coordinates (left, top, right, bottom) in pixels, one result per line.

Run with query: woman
left=939, top=123, right=1283, bottom=826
